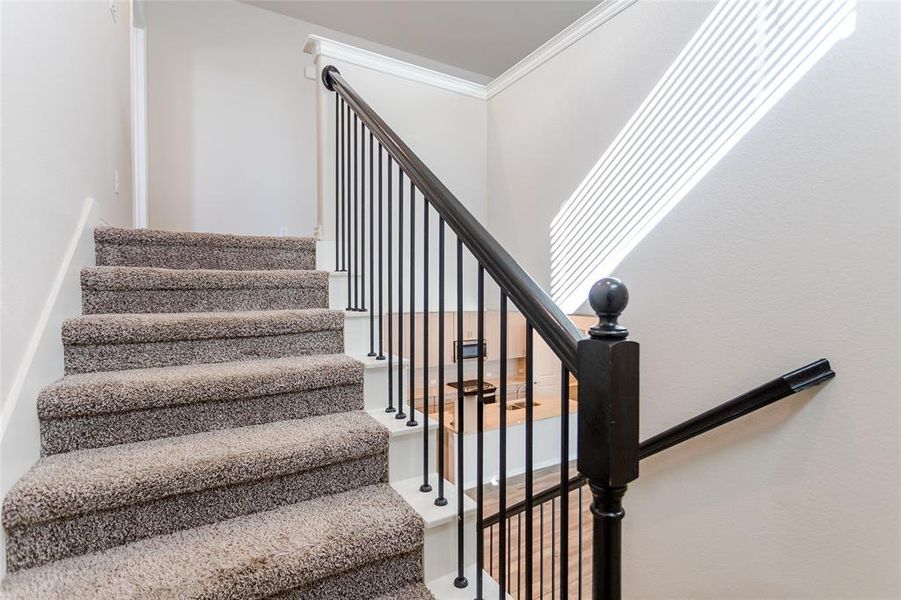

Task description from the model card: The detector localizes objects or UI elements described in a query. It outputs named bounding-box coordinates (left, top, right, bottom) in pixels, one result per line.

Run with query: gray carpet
left=82, top=266, right=329, bottom=313
left=94, top=226, right=317, bottom=271
left=39, top=354, right=363, bottom=453
left=62, top=309, right=345, bottom=374
left=1, top=484, right=424, bottom=599
left=2, top=226, right=432, bottom=598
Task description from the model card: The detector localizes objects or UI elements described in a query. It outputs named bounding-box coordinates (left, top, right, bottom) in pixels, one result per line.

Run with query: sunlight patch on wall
left=550, top=0, right=855, bottom=313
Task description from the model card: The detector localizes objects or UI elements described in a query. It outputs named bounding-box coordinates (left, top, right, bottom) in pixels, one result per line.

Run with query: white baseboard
left=0, top=197, right=99, bottom=576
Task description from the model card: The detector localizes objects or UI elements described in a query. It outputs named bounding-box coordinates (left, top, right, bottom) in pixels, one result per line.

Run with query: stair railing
left=319, top=65, right=835, bottom=600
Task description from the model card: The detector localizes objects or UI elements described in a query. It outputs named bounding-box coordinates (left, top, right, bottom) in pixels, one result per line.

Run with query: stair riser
left=82, top=288, right=328, bottom=314
left=389, top=429, right=437, bottom=483
left=5, top=453, right=387, bottom=571
left=40, top=383, right=363, bottom=454
left=95, top=243, right=315, bottom=271
left=329, top=272, right=363, bottom=310
left=424, top=514, right=476, bottom=583
left=363, top=360, right=408, bottom=411
left=63, top=330, right=343, bottom=374
left=345, top=312, right=377, bottom=356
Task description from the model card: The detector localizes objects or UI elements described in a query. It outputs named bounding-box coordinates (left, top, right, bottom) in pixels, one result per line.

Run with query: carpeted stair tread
left=95, top=226, right=316, bottom=251
left=3, top=411, right=386, bottom=529
left=81, top=266, right=329, bottom=314
left=95, top=226, right=316, bottom=271
left=63, top=308, right=342, bottom=345
left=81, top=266, right=327, bottom=290
left=39, top=354, right=362, bottom=420
left=0, top=483, right=422, bottom=599
left=62, top=309, right=345, bottom=373
left=271, top=552, right=429, bottom=599
left=373, top=583, right=435, bottom=599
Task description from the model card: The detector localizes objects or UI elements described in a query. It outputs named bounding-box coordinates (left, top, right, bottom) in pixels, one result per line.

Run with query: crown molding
left=304, top=35, right=488, bottom=100
left=303, top=0, right=636, bottom=103
left=486, top=0, right=638, bottom=99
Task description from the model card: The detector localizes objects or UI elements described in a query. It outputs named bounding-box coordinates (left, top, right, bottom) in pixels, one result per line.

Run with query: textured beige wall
left=486, top=1, right=900, bottom=597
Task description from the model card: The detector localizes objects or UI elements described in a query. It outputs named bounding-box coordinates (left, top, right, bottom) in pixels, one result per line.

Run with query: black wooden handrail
left=483, top=358, right=835, bottom=526
left=322, top=66, right=584, bottom=375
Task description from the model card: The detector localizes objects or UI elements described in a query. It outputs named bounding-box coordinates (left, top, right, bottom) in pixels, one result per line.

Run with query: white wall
left=145, top=0, right=312, bottom=236
left=310, top=52, right=488, bottom=311
left=486, top=1, right=900, bottom=597
left=0, top=0, right=133, bottom=571
left=144, top=0, right=488, bottom=238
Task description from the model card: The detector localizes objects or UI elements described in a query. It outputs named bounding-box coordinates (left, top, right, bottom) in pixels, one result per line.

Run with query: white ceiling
left=244, top=1, right=599, bottom=79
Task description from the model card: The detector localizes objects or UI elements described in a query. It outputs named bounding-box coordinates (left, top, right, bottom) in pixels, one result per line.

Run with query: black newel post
left=577, top=278, right=639, bottom=600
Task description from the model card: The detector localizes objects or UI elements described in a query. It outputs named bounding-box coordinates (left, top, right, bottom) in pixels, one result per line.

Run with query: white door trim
left=131, top=24, right=149, bottom=228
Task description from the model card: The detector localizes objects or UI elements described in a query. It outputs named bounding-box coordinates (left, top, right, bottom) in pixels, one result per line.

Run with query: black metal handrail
left=322, top=66, right=584, bottom=375
left=484, top=358, right=835, bottom=526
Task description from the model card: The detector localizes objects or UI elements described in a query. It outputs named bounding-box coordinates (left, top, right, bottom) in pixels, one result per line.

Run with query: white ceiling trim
left=486, top=0, right=638, bottom=99
left=304, top=35, right=488, bottom=100
left=303, top=1, right=636, bottom=102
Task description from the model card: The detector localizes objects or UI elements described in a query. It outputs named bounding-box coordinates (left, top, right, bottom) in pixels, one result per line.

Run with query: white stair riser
left=330, top=273, right=376, bottom=312
left=387, top=475, right=478, bottom=596
left=389, top=430, right=437, bottom=483
left=362, top=361, right=407, bottom=411
left=424, top=513, right=476, bottom=583
left=315, top=241, right=335, bottom=271
left=343, top=313, right=374, bottom=356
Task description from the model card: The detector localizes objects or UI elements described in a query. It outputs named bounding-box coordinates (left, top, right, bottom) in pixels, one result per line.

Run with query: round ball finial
left=588, top=277, right=629, bottom=339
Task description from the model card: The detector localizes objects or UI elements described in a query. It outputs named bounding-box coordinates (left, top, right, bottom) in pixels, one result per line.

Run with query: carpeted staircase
left=1, top=227, right=433, bottom=599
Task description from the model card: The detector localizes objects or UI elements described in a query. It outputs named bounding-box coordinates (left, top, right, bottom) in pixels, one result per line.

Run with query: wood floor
left=468, top=461, right=593, bottom=599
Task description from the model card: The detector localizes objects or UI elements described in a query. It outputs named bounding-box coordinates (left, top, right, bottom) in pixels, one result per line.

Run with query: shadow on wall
left=550, top=0, right=857, bottom=313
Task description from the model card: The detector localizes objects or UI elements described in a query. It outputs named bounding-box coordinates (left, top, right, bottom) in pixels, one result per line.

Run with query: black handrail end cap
left=783, top=358, right=835, bottom=392
left=322, top=65, right=340, bottom=91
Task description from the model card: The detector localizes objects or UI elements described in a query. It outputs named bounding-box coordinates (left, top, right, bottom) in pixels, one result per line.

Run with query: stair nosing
left=61, top=308, right=344, bottom=346
left=1, top=483, right=422, bottom=600
left=38, top=354, right=363, bottom=420
left=94, top=226, right=316, bottom=251
left=80, top=266, right=329, bottom=291
left=3, top=411, right=387, bottom=529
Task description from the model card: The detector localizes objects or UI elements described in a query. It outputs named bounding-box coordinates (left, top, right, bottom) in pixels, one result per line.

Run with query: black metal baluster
left=360, top=121, right=366, bottom=313
left=453, top=237, right=467, bottom=589
left=578, top=486, right=583, bottom=600
left=352, top=113, right=358, bottom=310
left=517, top=512, right=522, bottom=598
left=396, top=170, right=406, bottom=421
left=343, top=102, right=350, bottom=275
left=490, top=525, right=494, bottom=577
left=560, top=365, right=570, bottom=599
left=340, top=99, right=346, bottom=272
left=334, top=94, right=340, bottom=271
left=377, top=143, right=385, bottom=361
left=407, top=183, right=417, bottom=427
left=540, top=503, right=545, bottom=599
left=386, top=155, right=395, bottom=413
left=435, top=217, right=447, bottom=507
left=507, top=520, right=512, bottom=592
left=420, top=196, right=431, bottom=492
left=476, top=264, right=485, bottom=599
left=368, top=133, right=375, bottom=355
left=526, top=323, right=535, bottom=599
left=499, top=290, right=508, bottom=598
left=345, top=104, right=351, bottom=308
left=552, top=497, right=557, bottom=600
